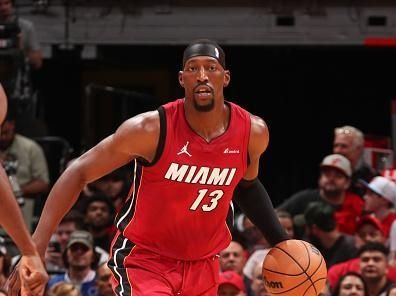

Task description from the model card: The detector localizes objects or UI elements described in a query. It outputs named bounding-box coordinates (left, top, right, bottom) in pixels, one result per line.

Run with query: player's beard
left=193, top=96, right=215, bottom=112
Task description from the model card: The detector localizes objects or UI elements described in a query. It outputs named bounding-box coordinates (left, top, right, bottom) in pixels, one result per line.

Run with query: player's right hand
left=7, top=254, right=48, bottom=296
left=19, top=254, right=48, bottom=296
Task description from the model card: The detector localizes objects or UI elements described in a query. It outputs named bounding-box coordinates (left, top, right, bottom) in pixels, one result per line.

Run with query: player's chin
left=193, top=97, right=215, bottom=112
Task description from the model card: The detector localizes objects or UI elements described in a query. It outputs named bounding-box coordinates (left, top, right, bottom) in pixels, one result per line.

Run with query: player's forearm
left=233, top=178, right=288, bottom=246
left=0, top=168, right=37, bottom=255
left=32, top=168, right=86, bottom=255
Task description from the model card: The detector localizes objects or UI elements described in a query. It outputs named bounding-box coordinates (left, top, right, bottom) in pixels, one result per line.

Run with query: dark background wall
left=35, top=44, right=396, bottom=205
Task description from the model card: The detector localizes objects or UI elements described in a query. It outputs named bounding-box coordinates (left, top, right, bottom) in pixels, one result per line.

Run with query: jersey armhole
left=138, top=106, right=167, bottom=167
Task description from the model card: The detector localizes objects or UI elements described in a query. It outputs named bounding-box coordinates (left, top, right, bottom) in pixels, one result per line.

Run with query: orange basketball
left=262, top=239, right=327, bottom=296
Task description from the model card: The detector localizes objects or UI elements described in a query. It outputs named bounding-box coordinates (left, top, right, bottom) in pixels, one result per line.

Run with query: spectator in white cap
left=362, top=176, right=396, bottom=238
left=277, top=154, right=364, bottom=236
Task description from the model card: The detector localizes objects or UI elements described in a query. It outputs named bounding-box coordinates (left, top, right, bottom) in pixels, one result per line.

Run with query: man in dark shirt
left=277, top=154, right=363, bottom=236
left=304, top=201, right=357, bottom=268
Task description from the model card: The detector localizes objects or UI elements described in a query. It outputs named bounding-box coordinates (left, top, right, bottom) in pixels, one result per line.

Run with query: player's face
left=339, top=275, right=365, bottom=296
left=179, top=56, right=230, bottom=112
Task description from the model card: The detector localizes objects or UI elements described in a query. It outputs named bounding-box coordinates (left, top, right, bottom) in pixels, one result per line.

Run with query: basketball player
left=9, top=39, right=288, bottom=295
left=0, top=84, right=47, bottom=295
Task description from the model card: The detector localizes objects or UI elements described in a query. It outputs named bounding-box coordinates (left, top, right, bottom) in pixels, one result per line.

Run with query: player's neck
left=184, top=102, right=230, bottom=143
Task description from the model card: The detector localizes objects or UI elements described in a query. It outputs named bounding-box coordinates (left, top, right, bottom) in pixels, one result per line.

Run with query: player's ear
left=223, top=70, right=231, bottom=87
left=178, top=71, right=184, bottom=87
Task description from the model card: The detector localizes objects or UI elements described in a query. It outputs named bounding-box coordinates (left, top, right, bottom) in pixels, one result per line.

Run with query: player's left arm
left=232, top=114, right=288, bottom=247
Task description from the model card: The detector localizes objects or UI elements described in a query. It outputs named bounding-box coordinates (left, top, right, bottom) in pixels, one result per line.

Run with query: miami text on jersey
left=164, top=162, right=237, bottom=186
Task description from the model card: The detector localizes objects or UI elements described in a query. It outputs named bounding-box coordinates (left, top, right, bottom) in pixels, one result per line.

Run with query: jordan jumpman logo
left=177, top=141, right=192, bottom=157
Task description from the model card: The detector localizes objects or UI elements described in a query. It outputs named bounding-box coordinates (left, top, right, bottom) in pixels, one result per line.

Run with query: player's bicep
left=70, top=135, right=134, bottom=184
left=70, top=111, right=159, bottom=184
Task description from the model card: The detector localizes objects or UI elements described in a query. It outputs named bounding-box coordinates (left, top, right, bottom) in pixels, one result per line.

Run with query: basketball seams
left=303, top=278, right=327, bottom=296
left=301, top=241, right=317, bottom=296
left=263, top=240, right=327, bottom=296
left=311, top=253, right=325, bottom=276
left=262, top=242, right=309, bottom=276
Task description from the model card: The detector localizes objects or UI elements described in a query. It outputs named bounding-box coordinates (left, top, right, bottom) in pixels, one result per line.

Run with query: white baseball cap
left=362, top=176, right=396, bottom=205
left=320, top=154, right=352, bottom=177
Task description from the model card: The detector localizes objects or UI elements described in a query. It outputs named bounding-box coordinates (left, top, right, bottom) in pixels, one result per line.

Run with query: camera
left=3, top=154, right=24, bottom=206
left=50, top=241, right=61, bottom=253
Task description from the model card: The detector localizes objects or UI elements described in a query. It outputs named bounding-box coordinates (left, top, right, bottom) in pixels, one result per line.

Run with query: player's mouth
left=194, top=86, right=213, bottom=98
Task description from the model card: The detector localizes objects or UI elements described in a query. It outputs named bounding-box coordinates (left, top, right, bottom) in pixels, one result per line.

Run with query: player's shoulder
left=247, top=113, right=269, bottom=155
left=112, top=110, right=161, bottom=159
left=118, top=110, right=160, bottom=134
left=121, top=110, right=160, bottom=130
left=249, top=113, right=268, bottom=137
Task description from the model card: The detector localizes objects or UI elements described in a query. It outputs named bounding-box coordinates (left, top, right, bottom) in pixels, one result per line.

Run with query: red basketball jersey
left=116, top=99, right=251, bottom=260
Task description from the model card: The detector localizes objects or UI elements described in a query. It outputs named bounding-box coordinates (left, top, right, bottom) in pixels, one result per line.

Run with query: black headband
left=182, top=40, right=226, bottom=69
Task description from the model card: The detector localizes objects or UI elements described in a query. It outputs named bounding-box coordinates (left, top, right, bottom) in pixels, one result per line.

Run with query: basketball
left=262, top=239, right=327, bottom=296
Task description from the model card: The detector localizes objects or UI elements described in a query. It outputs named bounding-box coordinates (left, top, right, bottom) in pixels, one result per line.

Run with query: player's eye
left=208, top=65, right=217, bottom=71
